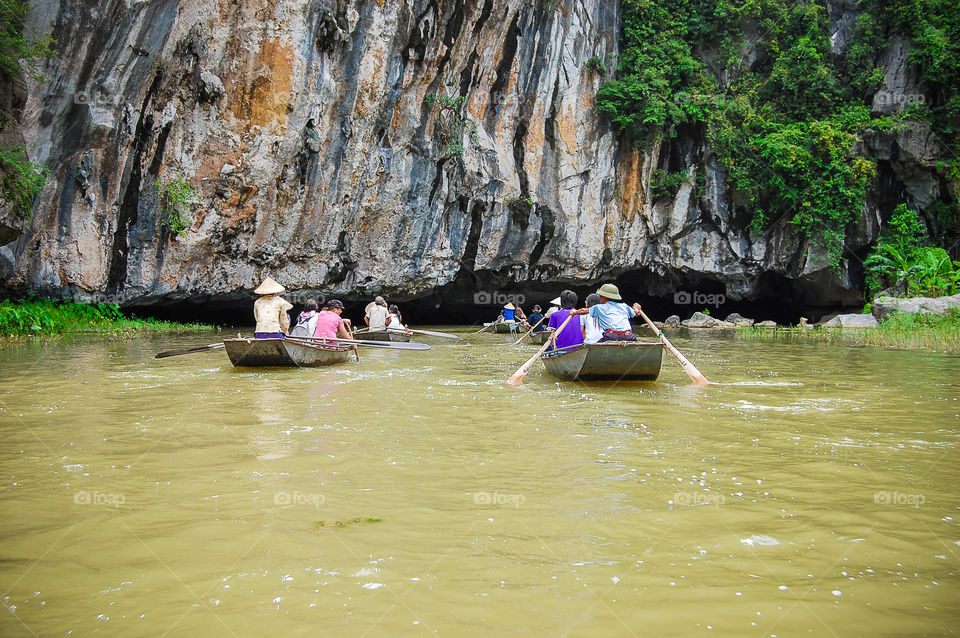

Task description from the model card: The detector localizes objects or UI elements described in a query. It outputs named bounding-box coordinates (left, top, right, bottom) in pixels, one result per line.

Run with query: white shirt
left=253, top=295, right=292, bottom=333
left=582, top=313, right=602, bottom=344
left=387, top=313, right=406, bottom=331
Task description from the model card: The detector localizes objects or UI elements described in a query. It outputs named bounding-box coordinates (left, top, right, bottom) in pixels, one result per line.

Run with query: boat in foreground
left=540, top=342, right=664, bottom=381
left=358, top=330, right=412, bottom=342
left=223, top=338, right=354, bottom=368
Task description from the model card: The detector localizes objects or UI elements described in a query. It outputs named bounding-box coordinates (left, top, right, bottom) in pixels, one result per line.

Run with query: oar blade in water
left=154, top=343, right=225, bottom=359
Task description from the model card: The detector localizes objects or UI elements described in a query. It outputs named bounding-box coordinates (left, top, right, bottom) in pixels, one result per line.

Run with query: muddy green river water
left=0, top=328, right=958, bottom=637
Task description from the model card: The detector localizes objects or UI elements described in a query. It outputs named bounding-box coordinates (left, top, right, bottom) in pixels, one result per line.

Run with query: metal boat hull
left=223, top=338, right=353, bottom=367
left=530, top=330, right=552, bottom=345
left=540, top=342, right=664, bottom=381
left=360, top=330, right=412, bottom=342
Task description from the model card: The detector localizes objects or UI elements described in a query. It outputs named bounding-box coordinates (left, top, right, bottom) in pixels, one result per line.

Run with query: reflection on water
left=0, top=329, right=958, bottom=636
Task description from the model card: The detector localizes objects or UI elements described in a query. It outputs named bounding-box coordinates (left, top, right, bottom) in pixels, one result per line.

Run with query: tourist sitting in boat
left=501, top=302, right=517, bottom=322
left=546, top=290, right=583, bottom=351
left=365, top=296, right=391, bottom=330
left=581, top=294, right=603, bottom=344
left=514, top=306, right=527, bottom=323
left=571, top=283, right=643, bottom=342
left=314, top=299, right=354, bottom=342
left=253, top=277, right=293, bottom=339
left=526, top=305, right=547, bottom=332
left=290, top=298, right=320, bottom=337
left=545, top=296, right=561, bottom=317
left=387, top=304, right=406, bottom=331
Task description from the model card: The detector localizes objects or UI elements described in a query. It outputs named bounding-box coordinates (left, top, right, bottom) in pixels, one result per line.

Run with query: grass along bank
left=0, top=299, right=215, bottom=338
left=735, top=310, right=960, bottom=353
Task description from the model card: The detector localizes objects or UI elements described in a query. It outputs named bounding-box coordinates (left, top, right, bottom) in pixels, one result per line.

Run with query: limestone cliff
left=0, top=0, right=952, bottom=312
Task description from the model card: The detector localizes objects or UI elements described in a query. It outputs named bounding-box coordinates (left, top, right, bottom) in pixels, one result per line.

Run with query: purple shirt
left=548, top=308, right=583, bottom=350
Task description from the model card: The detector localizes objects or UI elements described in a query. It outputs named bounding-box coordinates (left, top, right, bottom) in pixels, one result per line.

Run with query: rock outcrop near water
left=0, top=0, right=952, bottom=311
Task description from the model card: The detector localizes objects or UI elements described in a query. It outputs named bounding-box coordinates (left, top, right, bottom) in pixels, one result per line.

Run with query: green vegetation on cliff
left=864, top=204, right=960, bottom=296
left=1, top=0, right=56, bottom=216
left=0, top=299, right=214, bottom=337
left=597, top=0, right=959, bottom=268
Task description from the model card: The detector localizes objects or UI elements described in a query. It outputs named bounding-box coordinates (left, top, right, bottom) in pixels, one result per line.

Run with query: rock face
left=682, top=312, right=734, bottom=329
left=0, top=0, right=953, bottom=310
left=872, top=294, right=960, bottom=322
left=724, top=312, right=754, bottom=327
left=820, top=313, right=879, bottom=328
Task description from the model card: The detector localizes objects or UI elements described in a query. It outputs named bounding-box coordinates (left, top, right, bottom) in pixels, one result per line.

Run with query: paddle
left=505, top=313, right=575, bottom=385
left=513, top=315, right=547, bottom=345
left=290, top=335, right=432, bottom=351
left=407, top=328, right=461, bottom=340
left=475, top=317, right=501, bottom=334
left=634, top=308, right=711, bottom=385
left=154, top=343, right=224, bottom=359
left=345, top=323, right=360, bottom=361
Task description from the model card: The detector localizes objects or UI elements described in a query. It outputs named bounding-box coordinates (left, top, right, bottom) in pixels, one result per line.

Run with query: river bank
left=732, top=310, right=960, bottom=353
left=0, top=299, right=215, bottom=339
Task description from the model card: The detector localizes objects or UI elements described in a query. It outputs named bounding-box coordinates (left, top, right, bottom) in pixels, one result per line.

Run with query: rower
left=253, top=277, right=293, bottom=339
left=365, top=296, right=390, bottom=331
left=570, top=283, right=643, bottom=342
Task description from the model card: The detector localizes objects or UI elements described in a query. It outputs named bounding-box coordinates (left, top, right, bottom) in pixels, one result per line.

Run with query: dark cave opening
left=126, top=269, right=856, bottom=328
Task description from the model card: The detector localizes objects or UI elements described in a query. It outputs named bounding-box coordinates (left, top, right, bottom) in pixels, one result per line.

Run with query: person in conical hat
left=545, top=296, right=561, bottom=318
left=253, top=277, right=293, bottom=338
left=501, top=302, right=517, bottom=323
left=570, top=283, right=643, bottom=342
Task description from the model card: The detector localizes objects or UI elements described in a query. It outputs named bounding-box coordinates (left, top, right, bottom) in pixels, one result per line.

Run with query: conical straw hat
left=254, top=277, right=285, bottom=295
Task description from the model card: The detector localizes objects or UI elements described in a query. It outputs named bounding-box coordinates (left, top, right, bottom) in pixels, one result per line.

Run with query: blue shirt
left=588, top=302, right=636, bottom=332
left=502, top=309, right=515, bottom=321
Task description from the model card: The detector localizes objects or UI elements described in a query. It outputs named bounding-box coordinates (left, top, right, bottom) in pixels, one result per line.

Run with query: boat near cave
left=358, top=330, right=412, bottom=342
left=223, top=338, right=354, bottom=368
left=540, top=342, right=664, bottom=381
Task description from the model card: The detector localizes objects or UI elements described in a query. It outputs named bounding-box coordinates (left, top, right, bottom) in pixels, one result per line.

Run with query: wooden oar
left=506, top=313, right=575, bottom=385
left=634, top=308, right=711, bottom=385
left=513, top=315, right=547, bottom=345
left=345, top=323, right=360, bottom=361
left=475, top=317, right=501, bottom=334
left=154, top=343, right=224, bottom=359
left=291, top=335, right=432, bottom=351
left=407, top=328, right=461, bottom=340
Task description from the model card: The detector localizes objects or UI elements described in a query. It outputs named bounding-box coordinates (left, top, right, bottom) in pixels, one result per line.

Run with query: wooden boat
left=358, top=330, right=412, bottom=342
left=540, top=342, right=664, bottom=381
left=495, top=322, right=521, bottom=334
left=223, top=338, right=353, bottom=368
